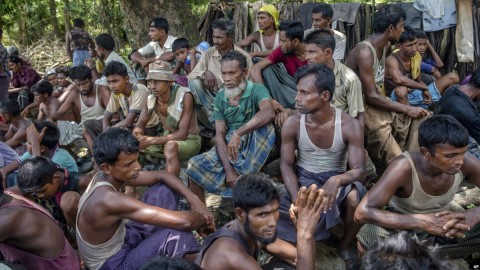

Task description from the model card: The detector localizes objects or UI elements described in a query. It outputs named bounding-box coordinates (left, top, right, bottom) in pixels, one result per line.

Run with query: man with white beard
left=186, top=51, right=276, bottom=200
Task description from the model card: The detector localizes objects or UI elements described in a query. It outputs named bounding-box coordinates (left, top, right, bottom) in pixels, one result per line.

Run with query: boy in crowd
left=0, top=100, right=31, bottom=153
left=1, top=121, right=78, bottom=188
left=172, top=38, right=196, bottom=87
left=416, top=31, right=444, bottom=80
left=76, top=128, right=214, bottom=270
left=0, top=179, right=80, bottom=270
left=83, top=61, right=149, bottom=149
left=17, top=156, right=91, bottom=230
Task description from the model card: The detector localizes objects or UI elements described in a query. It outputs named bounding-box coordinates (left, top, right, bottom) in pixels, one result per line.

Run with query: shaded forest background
left=0, top=0, right=394, bottom=72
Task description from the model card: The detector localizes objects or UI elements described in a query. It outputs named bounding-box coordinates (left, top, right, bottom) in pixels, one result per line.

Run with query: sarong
left=390, top=82, right=442, bottom=109
left=262, top=64, right=297, bottom=110
left=188, top=79, right=216, bottom=131
left=57, top=121, right=83, bottom=146
left=99, top=184, right=199, bottom=270
left=186, top=124, right=275, bottom=198
left=277, top=167, right=366, bottom=242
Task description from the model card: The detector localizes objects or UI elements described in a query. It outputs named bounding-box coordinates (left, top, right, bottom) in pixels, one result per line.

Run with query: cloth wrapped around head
left=258, top=4, right=279, bottom=32
left=147, top=61, right=175, bottom=81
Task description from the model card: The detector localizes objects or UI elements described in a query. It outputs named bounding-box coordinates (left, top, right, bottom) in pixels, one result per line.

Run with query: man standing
left=250, top=20, right=307, bottom=111
left=0, top=28, right=9, bottom=101
left=65, top=18, right=95, bottom=67
left=130, top=17, right=177, bottom=67
left=186, top=51, right=275, bottom=200
left=346, top=5, right=428, bottom=172
left=304, top=3, right=347, bottom=61
left=188, top=18, right=252, bottom=132
left=277, top=64, right=365, bottom=268
left=355, top=115, right=480, bottom=258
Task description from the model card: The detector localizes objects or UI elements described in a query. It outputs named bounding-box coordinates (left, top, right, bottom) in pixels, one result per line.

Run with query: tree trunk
left=48, top=0, right=62, bottom=37
left=118, top=0, right=199, bottom=49
left=63, top=0, right=71, bottom=33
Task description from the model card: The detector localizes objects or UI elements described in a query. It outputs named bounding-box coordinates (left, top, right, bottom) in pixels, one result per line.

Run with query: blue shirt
left=19, top=148, right=78, bottom=173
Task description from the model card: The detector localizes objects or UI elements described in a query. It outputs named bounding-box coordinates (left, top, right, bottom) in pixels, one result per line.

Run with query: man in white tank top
left=49, top=65, right=110, bottom=148
left=356, top=115, right=480, bottom=258
left=277, top=64, right=366, bottom=268
left=235, top=4, right=280, bottom=59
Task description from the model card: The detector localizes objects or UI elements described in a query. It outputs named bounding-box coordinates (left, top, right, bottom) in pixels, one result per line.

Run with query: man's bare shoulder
left=203, top=237, right=257, bottom=268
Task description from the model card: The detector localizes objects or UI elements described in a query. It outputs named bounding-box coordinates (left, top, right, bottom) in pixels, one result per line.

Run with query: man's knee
left=164, top=141, right=179, bottom=158
left=445, top=72, right=460, bottom=84
left=394, top=86, right=409, bottom=98
left=346, top=189, right=360, bottom=209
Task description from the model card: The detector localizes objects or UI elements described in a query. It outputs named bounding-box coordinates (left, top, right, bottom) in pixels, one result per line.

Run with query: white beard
left=224, top=80, right=247, bottom=99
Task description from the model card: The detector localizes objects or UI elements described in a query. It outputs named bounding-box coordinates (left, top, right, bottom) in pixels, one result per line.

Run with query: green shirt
left=214, top=81, right=271, bottom=133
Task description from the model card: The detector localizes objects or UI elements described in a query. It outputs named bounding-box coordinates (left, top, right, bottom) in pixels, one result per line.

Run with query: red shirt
left=267, top=47, right=308, bottom=78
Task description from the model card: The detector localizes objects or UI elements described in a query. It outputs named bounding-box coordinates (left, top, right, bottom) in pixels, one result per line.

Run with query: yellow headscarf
left=258, top=4, right=279, bottom=33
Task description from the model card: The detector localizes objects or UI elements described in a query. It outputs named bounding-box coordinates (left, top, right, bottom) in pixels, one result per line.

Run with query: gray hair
left=212, top=18, right=235, bottom=38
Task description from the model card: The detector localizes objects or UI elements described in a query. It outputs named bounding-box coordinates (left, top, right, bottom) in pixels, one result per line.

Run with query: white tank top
left=297, top=108, right=348, bottom=173
left=79, top=85, right=105, bottom=126
left=259, top=31, right=280, bottom=51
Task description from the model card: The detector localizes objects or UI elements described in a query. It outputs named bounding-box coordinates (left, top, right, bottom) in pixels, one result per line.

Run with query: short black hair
left=56, top=66, right=70, bottom=77
left=469, top=66, right=480, bottom=89
left=17, top=156, right=59, bottom=194
left=398, top=26, right=417, bottom=44
left=304, top=29, right=336, bottom=51
left=233, top=173, right=280, bottom=213
left=141, top=256, right=201, bottom=270
left=416, top=30, right=428, bottom=39
left=73, top=18, right=85, bottom=28
left=279, top=20, right=304, bottom=42
left=34, top=121, right=60, bottom=150
left=69, top=65, right=92, bottom=81
left=172, top=38, right=190, bottom=53
left=363, top=231, right=453, bottom=270
left=103, top=61, right=128, bottom=77
left=312, top=3, right=334, bottom=18
left=93, top=128, right=140, bottom=165
left=221, top=50, right=247, bottom=70
left=8, top=55, right=23, bottom=65
left=95, top=33, right=115, bottom=51
left=211, top=18, right=235, bottom=38
left=32, top=80, right=53, bottom=97
left=418, top=115, right=469, bottom=155
left=373, top=5, right=406, bottom=34
left=150, top=17, right=169, bottom=33
left=295, top=64, right=335, bottom=101
left=0, top=100, right=20, bottom=116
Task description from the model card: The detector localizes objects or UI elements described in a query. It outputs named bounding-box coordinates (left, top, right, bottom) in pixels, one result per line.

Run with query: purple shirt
left=11, top=65, right=41, bottom=88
